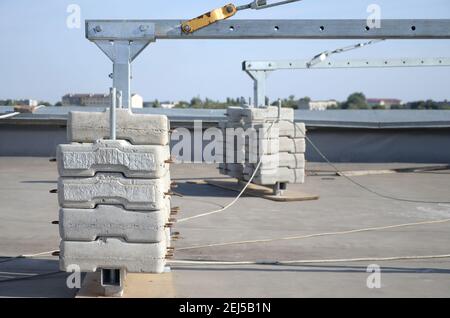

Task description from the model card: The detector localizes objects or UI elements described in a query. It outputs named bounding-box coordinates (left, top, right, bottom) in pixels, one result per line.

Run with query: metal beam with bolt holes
left=86, top=19, right=450, bottom=40
left=85, top=19, right=450, bottom=108
left=243, top=57, right=450, bottom=71
left=243, top=57, right=450, bottom=107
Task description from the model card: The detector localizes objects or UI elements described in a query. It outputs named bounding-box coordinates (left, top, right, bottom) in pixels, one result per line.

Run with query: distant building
left=143, top=101, right=179, bottom=108
left=62, top=93, right=143, bottom=108
left=16, top=99, right=38, bottom=107
left=160, top=101, right=177, bottom=109
left=130, top=94, right=143, bottom=108
left=297, top=99, right=338, bottom=111
left=367, top=98, right=403, bottom=109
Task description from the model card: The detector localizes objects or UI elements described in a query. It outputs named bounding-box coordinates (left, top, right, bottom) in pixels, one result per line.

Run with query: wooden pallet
left=191, top=178, right=319, bottom=202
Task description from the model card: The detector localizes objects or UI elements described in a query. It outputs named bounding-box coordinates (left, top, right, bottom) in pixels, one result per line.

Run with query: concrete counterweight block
left=279, top=153, right=306, bottom=169
left=216, top=147, right=246, bottom=164
left=219, top=163, right=245, bottom=179
left=60, top=238, right=167, bottom=273
left=245, top=153, right=281, bottom=171
left=216, top=138, right=280, bottom=156
left=59, top=205, right=169, bottom=243
left=225, top=106, right=246, bottom=123
left=58, top=173, right=171, bottom=211
left=279, top=121, right=306, bottom=138
left=68, top=109, right=170, bottom=145
left=243, top=167, right=306, bottom=185
left=221, top=124, right=279, bottom=141
left=243, top=153, right=305, bottom=171
left=226, top=106, right=294, bottom=123
left=57, top=140, right=170, bottom=179
left=279, top=137, right=306, bottom=153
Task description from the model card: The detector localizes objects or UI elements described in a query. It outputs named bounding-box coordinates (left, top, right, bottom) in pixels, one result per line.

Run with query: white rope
left=0, top=250, right=58, bottom=264
left=20, top=250, right=58, bottom=258
left=169, top=254, right=450, bottom=266
left=177, top=120, right=276, bottom=223
left=177, top=218, right=450, bottom=251
left=0, top=112, right=20, bottom=119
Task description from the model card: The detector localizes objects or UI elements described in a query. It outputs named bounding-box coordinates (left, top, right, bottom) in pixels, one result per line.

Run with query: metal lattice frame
left=242, top=57, right=450, bottom=107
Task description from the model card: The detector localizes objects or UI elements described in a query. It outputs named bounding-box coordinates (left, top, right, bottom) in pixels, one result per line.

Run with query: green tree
left=175, top=101, right=190, bottom=108
left=342, top=92, right=368, bottom=109
left=190, top=97, right=203, bottom=108
left=38, top=101, right=52, bottom=106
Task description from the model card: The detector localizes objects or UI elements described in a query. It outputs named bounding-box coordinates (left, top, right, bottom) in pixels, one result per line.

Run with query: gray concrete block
left=225, top=106, right=246, bottom=122
left=226, top=163, right=245, bottom=173
left=222, top=123, right=279, bottom=140
left=68, top=109, right=170, bottom=145
left=57, top=140, right=170, bottom=178
left=58, top=173, right=170, bottom=211
left=60, top=238, right=167, bottom=273
left=245, top=154, right=280, bottom=170
left=279, top=137, right=306, bottom=153
left=279, top=153, right=306, bottom=169
left=219, top=167, right=228, bottom=176
left=241, top=106, right=294, bottom=123
left=226, top=106, right=294, bottom=123
left=243, top=165, right=278, bottom=176
left=59, top=205, right=169, bottom=243
left=243, top=167, right=305, bottom=185
left=165, top=228, right=171, bottom=247
left=277, top=167, right=306, bottom=184
left=216, top=138, right=279, bottom=156
left=219, top=163, right=244, bottom=178
left=279, top=121, right=306, bottom=138
left=246, top=138, right=279, bottom=155
left=216, top=147, right=246, bottom=163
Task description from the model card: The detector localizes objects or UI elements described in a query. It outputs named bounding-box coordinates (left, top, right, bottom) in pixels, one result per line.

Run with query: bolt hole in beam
left=319, top=26, right=325, bottom=32
left=274, top=26, right=280, bottom=31
left=229, top=26, right=235, bottom=31
left=411, top=25, right=417, bottom=31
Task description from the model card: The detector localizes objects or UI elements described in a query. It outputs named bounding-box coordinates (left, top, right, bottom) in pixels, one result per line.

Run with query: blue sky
left=0, top=0, right=449, bottom=103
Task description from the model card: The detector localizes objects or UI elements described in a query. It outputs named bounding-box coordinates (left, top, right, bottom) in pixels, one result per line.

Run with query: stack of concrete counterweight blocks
left=57, top=109, right=173, bottom=291
left=219, top=106, right=306, bottom=189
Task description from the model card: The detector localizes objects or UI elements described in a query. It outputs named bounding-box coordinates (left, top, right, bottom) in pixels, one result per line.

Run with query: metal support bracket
left=101, top=268, right=126, bottom=297
left=87, top=22, right=156, bottom=108
left=246, top=70, right=271, bottom=108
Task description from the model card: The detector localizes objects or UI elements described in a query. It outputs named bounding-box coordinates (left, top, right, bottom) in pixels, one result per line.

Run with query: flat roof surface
left=0, top=158, right=449, bottom=297
left=2, top=106, right=450, bottom=128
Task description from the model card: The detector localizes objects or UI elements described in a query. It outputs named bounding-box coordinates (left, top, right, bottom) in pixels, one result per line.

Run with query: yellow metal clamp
left=182, top=4, right=238, bottom=34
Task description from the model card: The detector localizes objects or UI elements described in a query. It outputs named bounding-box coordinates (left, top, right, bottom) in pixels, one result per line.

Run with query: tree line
left=2, top=94, right=450, bottom=110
